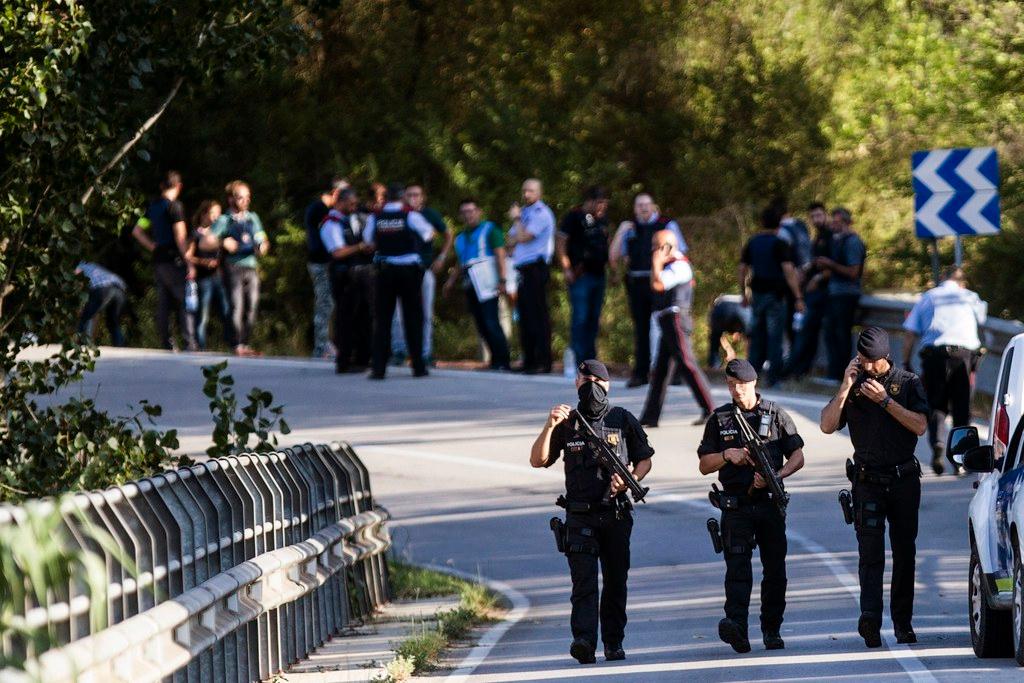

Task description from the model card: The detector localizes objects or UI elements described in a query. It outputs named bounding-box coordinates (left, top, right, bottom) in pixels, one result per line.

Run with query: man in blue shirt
left=444, top=199, right=511, bottom=370
left=816, top=208, right=867, bottom=380
left=508, top=178, right=556, bottom=374
left=364, top=182, right=436, bottom=379
left=902, top=267, right=986, bottom=474
left=610, top=192, right=687, bottom=387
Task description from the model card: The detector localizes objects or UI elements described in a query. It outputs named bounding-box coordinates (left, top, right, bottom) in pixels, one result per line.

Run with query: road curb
left=419, top=563, right=530, bottom=683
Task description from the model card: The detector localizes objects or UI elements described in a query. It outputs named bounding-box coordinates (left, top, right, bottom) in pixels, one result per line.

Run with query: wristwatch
left=880, top=396, right=892, bottom=409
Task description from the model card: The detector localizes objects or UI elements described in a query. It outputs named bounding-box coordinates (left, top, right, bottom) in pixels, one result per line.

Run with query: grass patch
left=375, top=560, right=502, bottom=679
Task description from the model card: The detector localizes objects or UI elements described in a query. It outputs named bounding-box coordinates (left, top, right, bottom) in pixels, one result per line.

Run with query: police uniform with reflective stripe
left=697, top=399, right=804, bottom=637
left=321, top=209, right=373, bottom=371
left=838, top=366, right=929, bottom=631
left=547, top=407, right=654, bottom=651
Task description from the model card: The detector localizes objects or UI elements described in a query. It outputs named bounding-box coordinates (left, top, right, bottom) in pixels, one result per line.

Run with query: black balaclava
left=577, top=380, right=610, bottom=421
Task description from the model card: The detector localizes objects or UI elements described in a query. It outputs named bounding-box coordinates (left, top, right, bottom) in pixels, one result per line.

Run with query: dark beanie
left=857, top=326, right=890, bottom=361
left=577, top=359, right=610, bottom=381
left=725, top=359, right=758, bottom=382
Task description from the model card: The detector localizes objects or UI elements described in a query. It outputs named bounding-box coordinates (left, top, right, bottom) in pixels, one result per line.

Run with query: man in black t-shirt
left=698, top=359, right=804, bottom=653
left=739, top=206, right=803, bottom=386
left=820, top=327, right=928, bottom=648
left=556, top=186, right=610, bottom=363
left=131, top=170, right=197, bottom=351
left=530, top=359, right=653, bottom=665
left=783, top=202, right=832, bottom=379
left=304, top=177, right=347, bottom=359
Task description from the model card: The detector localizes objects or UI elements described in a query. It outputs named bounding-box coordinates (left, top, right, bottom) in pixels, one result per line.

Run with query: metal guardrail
left=0, top=442, right=391, bottom=683
left=857, top=293, right=1024, bottom=399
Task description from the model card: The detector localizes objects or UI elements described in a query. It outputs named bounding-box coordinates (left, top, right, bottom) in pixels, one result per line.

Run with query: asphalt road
left=52, top=347, right=1023, bottom=681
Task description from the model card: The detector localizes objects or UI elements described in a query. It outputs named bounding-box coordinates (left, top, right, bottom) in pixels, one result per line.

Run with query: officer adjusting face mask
left=577, top=380, right=610, bottom=421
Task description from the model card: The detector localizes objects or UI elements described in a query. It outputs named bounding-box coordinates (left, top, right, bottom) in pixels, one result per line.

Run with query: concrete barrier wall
left=0, top=442, right=391, bottom=683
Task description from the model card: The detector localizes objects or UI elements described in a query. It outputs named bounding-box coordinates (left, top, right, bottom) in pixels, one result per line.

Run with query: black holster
left=838, top=489, right=854, bottom=525
left=707, top=518, right=723, bottom=554
left=708, top=483, right=722, bottom=509
left=550, top=517, right=566, bottom=553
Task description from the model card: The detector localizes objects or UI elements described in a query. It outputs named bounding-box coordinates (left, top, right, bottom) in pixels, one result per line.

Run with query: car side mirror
left=947, top=426, right=980, bottom=465
left=961, top=445, right=995, bottom=473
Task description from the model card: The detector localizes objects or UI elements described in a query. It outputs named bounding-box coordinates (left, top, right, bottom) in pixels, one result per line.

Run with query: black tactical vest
left=374, top=209, right=420, bottom=258
left=626, top=216, right=672, bottom=273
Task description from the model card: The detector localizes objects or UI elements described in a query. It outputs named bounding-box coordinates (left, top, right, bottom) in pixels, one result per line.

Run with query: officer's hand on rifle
left=752, top=472, right=767, bottom=489
left=547, top=404, right=572, bottom=428
left=724, top=447, right=751, bottom=466
left=609, top=464, right=635, bottom=496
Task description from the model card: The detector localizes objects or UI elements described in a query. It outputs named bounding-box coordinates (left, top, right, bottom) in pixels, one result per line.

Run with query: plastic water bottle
left=792, top=310, right=805, bottom=332
left=185, top=280, right=199, bottom=313
left=563, top=348, right=576, bottom=379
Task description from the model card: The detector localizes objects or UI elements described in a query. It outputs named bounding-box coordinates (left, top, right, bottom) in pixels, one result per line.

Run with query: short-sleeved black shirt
left=697, top=399, right=804, bottom=492
left=145, top=198, right=186, bottom=263
left=558, top=208, right=610, bottom=276
left=740, top=233, right=793, bottom=296
left=838, top=366, right=928, bottom=467
left=547, top=406, right=654, bottom=503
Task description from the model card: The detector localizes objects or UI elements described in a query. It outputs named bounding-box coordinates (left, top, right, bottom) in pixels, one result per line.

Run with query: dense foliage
left=203, top=361, right=291, bottom=459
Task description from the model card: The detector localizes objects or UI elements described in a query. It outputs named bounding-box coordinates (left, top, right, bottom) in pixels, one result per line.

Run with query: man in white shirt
left=902, top=267, right=987, bottom=474
left=364, top=182, right=436, bottom=379
left=508, top=178, right=556, bottom=373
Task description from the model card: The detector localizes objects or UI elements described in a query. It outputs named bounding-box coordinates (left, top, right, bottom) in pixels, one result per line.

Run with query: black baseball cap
left=577, top=359, right=610, bottom=381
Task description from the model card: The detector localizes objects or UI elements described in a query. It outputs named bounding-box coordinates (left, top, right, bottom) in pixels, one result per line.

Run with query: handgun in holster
left=708, top=483, right=722, bottom=510
left=838, top=489, right=854, bottom=525
left=707, top=518, right=723, bottom=554
left=550, top=517, right=566, bottom=553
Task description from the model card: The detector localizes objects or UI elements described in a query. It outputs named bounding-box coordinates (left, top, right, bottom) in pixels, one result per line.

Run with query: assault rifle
left=570, top=409, right=649, bottom=503
left=731, top=405, right=789, bottom=518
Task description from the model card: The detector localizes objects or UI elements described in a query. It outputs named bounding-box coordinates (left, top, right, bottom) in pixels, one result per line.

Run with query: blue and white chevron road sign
left=912, top=147, right=1000, bottom=238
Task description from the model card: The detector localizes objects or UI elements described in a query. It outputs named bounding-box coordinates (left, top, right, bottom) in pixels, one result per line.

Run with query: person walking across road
left=364, top=182, right=435, bottom=379
left=902, top=267, right=986, bottom=475
left=131, top=170, right=197, bottom=351
left=390, top=184, right=451, bottom=368
left=443, top=199, right=511, bottom=370
left=698, top=359, right=805, bottom=653
left=213, top=180, right=270, bottom=356
left=738, top=206, right=804, bottom=386
left=304, top=177, right=347, bottom=359
left=818, top=207, right=867, bottom=380
left=639, top=230, right=715, bottom=427
left=820, top=327, right=928, bottom=648
left=530, top=359, right=654, bottom=665
left=556, top=186, right=610, bottom=365
left=610, top=193, right=687, bottom=387
left=508, top=178, right=556, bottom=374
left=321, top=188, right=375, bottom=373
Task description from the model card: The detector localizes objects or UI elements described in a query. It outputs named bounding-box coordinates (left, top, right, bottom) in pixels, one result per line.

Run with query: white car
left=949, top=332, right=1024, bottom=663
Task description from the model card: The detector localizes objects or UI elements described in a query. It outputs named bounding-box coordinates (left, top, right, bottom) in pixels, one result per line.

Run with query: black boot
left=894, top=624, right=917, bottom=644
left=763, top=631, right=785, bottom=650
left=858, top=613, right=882, bottom=648
left=604, top=643, right=625, bottom=661
left=718, top=618, right=751, bottom=653
left=569, top=637, right=596, bottom=664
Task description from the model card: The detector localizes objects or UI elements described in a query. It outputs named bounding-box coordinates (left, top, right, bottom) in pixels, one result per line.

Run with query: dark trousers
left=748, top=292, right=787, bottom=385
left=515, top=261, right=552, bottom=371
left=626, top=275, right=653, bottom=380
left=640, top=311, right=714, bottom=424
left=720, top=498, right=787, bottom=632
left=78, top=285, right=127, bottom=346
left=466, top=290, right=510, bottom=369
left=565, top=509, right=632, bottom=648
left=783, top=288, right=827, bottom=379
left=372, top=264, right=424, bottom=376
left=331, top=264, right=374, bottom=371
left=568, top=273, right=605, bottom=362
left=154, top=262, right=197, bottom=351
left=223, top=263, right=260, bottom=347
left=825, top=293, right=861, bottom=380
left=920, top=346, right=975, bottom=451
left=194, top=274, right=230, bottom=350
left=853, top=473, right=920, bottom=627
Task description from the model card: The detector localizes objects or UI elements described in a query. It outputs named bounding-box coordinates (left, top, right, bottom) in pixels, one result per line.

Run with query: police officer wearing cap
left=820, top=326, right=928, bottom=648
left=698, top=359, right=805, bottom=653
left=530, top=359, right=654, bottom=665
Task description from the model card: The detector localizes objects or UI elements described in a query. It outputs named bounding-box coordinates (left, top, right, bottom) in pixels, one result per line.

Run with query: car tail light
left=996, top=405, right=1010, bottom=447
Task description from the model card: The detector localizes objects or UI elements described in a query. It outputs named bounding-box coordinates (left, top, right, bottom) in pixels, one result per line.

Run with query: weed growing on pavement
left=370, top=654, right=416, bottom=682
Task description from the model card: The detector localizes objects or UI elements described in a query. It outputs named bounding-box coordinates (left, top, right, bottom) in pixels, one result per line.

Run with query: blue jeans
left=195, top=274, right=231, bottom=350
left=568, top=273, right=606, bottom=363
left=748, top=292, right=787, bottom=384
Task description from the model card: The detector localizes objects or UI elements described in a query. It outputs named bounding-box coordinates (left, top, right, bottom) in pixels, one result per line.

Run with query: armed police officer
left=530, top=359, right=654, bottom=665
left=820, top=327, right=928, bottom=648
left=698, top=359, right=804, bottom=653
